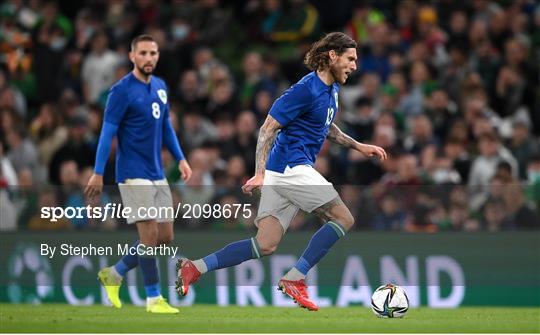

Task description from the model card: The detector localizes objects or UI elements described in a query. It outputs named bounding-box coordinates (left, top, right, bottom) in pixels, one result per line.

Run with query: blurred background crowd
left=0, top=0, right=539, bottom=232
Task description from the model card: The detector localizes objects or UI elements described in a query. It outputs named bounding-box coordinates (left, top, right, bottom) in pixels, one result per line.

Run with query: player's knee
left=336, top=211, right=355, bottom=231
left=139, top=227, right=159, bottom=246
left=257, top=240, right=278, bottom=256
left=159, top=233, right=174, bottom=245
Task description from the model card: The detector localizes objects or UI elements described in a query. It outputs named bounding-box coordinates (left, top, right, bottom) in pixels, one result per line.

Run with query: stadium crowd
left=0, top=0, right=539, bottom=232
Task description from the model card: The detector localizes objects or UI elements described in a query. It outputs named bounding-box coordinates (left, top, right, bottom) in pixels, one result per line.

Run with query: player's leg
left=97, top=180, right=153, bottom=309
left=141, top=180, right=178, bottom=313
left=196, top=215, right=283, bottom=272
left=277, top=166, right=352, bottom=311
left=157, top=222, right=174, bottom=245
left=278, top=197, right=353, bottom=312
left=137, top=219, right=179, bottom=313
left=284, top=196, right=353, bottom=280
left=98, top=237, right=140, bottom=308
left=175, top=216, right=284, bottom=296
left=156, top=179, right=175, bottom=246
left=176, top=180, right=296, bottom=296
left=136, top=219, right=160, bottom=299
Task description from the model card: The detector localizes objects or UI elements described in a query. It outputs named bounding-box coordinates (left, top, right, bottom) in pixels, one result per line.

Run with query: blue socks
left=294, top=221, right=346, bottom=275
left=198, top=221, right=346, bottom=278
left=113, top=240, right=160, bottom=298
left=114, top=240, right=139, bottom=276
left=202, top=238, right=261, bottom=272
left=139, top=255, right=160, bottom=298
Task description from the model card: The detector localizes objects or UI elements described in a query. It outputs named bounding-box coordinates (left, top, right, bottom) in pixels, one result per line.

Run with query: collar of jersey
left=312, top=71, right=335, bottom=91
left=129, top=72, right=153, bottom=89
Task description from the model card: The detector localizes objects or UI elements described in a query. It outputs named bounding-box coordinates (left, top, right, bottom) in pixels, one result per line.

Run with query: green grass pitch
left=1, top=304, right=539, bottom=333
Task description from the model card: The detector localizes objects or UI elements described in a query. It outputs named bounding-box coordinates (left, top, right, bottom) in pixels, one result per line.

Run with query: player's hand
left=356, top=143, right=388, bottom=161
left=242, top=174, right=264, bottom=195
left=84, top=174, right=103, bottom=198
left=179, top=160, right=192, bottom=182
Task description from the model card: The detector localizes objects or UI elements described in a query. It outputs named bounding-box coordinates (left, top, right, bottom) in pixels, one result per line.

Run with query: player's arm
left=327, top=122, right=387, bottom=160
left=255, top=115, right=282, bottom=175
left=84, top=85, right=127, bottom=197
left=163, top=106, right=191, bottom=181
left=242, top=83, right=308, bottom=194
left=241, top=115, right=282, bottom=195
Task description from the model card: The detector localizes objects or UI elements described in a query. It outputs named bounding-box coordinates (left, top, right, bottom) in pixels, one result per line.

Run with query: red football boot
left=175, top=258, right=201, bottom=296
left=278, top=279, right=319, bottom=311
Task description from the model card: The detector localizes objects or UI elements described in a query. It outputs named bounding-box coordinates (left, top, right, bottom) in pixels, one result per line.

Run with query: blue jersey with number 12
left=267, top=71, right=339, bottom=173
left=103, top=72, right=170, bottom=182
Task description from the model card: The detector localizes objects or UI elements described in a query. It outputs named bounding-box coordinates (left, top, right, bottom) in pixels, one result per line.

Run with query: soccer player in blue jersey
left=176, top=32, right=387, bottom=311
left=84, top=35, right=192, bottom=314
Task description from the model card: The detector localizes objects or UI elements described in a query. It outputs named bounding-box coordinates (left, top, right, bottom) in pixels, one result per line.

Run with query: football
left=371, top=284, right=409, bottom=318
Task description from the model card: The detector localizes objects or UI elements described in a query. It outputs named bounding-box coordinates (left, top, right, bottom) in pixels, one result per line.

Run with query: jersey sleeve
left=103, top=83, right=128, bottom=126
left=162, top=104, right=185, bottom=161
left=94, top=121, right=118, bottom=175
left=269, top=83, right=312, bottom=127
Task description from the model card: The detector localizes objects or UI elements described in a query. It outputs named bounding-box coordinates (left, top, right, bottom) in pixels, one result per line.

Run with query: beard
left=137, top=64, right=154, bottom=76
left=329, top=64, right=346, bottom=84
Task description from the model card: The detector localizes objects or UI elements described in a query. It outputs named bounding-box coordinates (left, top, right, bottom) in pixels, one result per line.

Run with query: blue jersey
left=103, top=73, right=173, bottom=182
left=267, top=71, right=339, bottom=173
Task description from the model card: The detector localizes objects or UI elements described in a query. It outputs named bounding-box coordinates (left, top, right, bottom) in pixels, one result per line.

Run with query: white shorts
left=255, top=165, right=339, bottom=232
left=118, top=178, right=173, bottom=224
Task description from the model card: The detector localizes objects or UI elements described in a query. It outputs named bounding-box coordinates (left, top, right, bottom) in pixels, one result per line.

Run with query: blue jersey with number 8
left=267, top=71, right=340, bottom=173
left=103, top=73, right=171, bottom=182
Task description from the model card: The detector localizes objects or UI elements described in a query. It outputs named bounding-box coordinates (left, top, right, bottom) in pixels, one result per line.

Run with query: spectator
left=48, top=114, right=94, bottom=184
left=343, top=3, right=384, bottom=45
left=239, top=51, right=267, bottom=109
left=421, top=145, right=461, bottom=185
left=176, top=69, right=207, bottom=115
left=190, top=0, right=230, bottom=46
left=13, top=168, right=37, bottom=228
left=4, top=126, right=43, bottom=183
left=0, top=140, right=18, bottom=186
left=380, top=154, right=423, bottom=209
left=424, top=87, right=458, bottom=140
left=404, top=114, right=438, bottom=156
left=447, top=9, right=469, bottom=48
left=404, top=203, right=438, bottom=233
left=507, top=117, right=539, bottom=180
left=525, top=155, right=540, bottom=211
left=344, top=96, right=377, bottom=143
left=468, top=132, right=518, bottom=210
left=29, top=103, right=68, bottom=167
left=502, top=176, right=539, bottom=230
left=181, top=110, right=218, bottom=152
left=221, top=111, right=258, bottom=175
left=481, top=197, right=514, bottom=232
left=399, top=61, right=432, bottom=115
left=341, top=72, right=381, bottom=115
left=0, top=70, right=27, bottom=118
left=205, top=64, right=239, bottom=122
left=358, top=22, right=392, bottom=81
left=57, top=159, right=79, bottom=205
left=369, top=192, right=406, bottom=231
left=443, top=137, right=472, bottom=183
left=32, top=1, right=71, bottom=103
left=226, top=155, right=248, bottom=186
left=81, top=31, right=119, bottom=103
left=0, top=179, right=17, bottom=231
